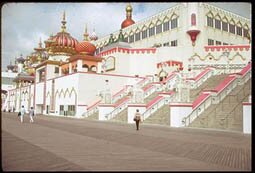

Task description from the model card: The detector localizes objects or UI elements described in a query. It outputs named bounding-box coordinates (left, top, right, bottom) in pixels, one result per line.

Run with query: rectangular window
left=223, top=42, right=228, bottom=45
left=208, top=39, right=214, bottom=45
left=149, top=27, right=155, bottom=37
left=171, top=18, right=178, bottom=29
left=124, top=37, right=128, bottom=42
left=236, top=26, right=242, bottom=36
left=243, top=28, right=248, bottom=38
left=215, top=19, right=221, bottom=29
left=163, top=21, right=170, bottom=31
left=135, top=32, right=141, bottom=41
left=60, top=105, right=64, bottom=115
left=207, top=16, right=214, bottom=27
left=129, top=34, right=134, bottom=43
left=142, top=30, right=147, bottom=39
left=216, top=41, right=221, bottom=45
left=54, top=67, right=59, bottom=73
left=229, top=24, right=235, bottom=34
left=163, top=42, right=169, bottom=47
left=68, top=105, right=75, bottom=116
left=100, top=47, right=103, bottom=52
left=171, top=40, right=177, bottom=47
left=156, top=24, right=162, bottom=34
left=222, top=21, right=228, bottom=32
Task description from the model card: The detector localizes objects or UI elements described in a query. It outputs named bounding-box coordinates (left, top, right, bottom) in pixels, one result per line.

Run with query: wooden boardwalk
left=2, top=112, right=251, bottom=171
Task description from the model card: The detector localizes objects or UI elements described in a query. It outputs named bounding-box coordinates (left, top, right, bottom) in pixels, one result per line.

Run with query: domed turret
left=89, top=28, right=98, bottom=41
left=44, top=11, right=79, bottom=55
left=121, top=3, right=135, bottom=29
left=75, top=25, right=96, bottom=56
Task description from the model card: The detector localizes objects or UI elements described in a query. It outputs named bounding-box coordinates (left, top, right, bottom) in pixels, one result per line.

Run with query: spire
left=83, top=24, right=89, bottom=41
left=126, top=3, right=133, bottom=19
left=61, top=11, right=67, bottom=32
left=39, top=37, right=42, bottom=48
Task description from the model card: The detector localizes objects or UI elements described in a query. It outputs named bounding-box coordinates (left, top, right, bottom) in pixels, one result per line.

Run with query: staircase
left=189, top=78, right=251, bottom=132
left=85, top=111, right=99, bottom=120
left=110, top=108, right=128, bottom=122
left=143, top=105, right=170, bottom=125
left=189, top=74, right=228, bottom=102
left=144, top=92, right=159, bottom=103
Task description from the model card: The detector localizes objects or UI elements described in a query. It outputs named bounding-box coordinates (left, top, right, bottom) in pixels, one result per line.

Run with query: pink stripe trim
left=113, top=97, right=129, bottom=108
left=87, top=99, right=101, bottom=110
left=146, top=96, right=164, bottom=109
left=78, top=104, right=88, bottom=106
left=236, top=63, right=251, bottom=76
left=187, top=68, right=211, bottom=81
left=192, top=93, right=210, bottom=109
left=169, top=103, right=192, bottom=107
left=212, top=76, right=236, bottom=93
left=143, top=84, right=153, bottom=92
left=242, top=102, right=251, bottom=105
left=112, top=88, right=125, bottom=98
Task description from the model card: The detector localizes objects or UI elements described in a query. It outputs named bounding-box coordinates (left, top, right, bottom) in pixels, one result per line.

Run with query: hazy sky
left=1, top=2, right=251, bottom=70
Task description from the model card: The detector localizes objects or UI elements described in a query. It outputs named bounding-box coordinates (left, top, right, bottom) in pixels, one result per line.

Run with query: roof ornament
left=61, top=11, right=67, bottom=32
left=83, top=24, right=89, bottom=41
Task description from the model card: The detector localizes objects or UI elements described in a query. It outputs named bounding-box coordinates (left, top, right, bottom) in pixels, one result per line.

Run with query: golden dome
left=126, top=3, right=132, bottom=12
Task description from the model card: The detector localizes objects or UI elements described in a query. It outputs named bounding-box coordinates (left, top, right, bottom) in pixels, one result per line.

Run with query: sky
left=1, top=2, right=251, bottom=70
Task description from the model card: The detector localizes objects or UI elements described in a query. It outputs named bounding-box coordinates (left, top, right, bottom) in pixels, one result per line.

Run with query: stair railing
left=105, top=97, right=130, bottom=120
left=183, top=64, right=251, bottom=126
left=83, top=99, right=101, bottom=117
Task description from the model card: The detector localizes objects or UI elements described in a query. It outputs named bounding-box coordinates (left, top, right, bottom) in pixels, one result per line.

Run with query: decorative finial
left=83, top=24, right=89, bottom=41
left=61, top=11, right=67, bottom=32
left=126, top=3, right=132, bottom=18
left=39, top=37, right=42, bottom=48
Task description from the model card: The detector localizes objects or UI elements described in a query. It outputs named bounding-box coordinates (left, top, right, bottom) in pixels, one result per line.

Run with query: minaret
left=16, top=54, right=25, bottom=73
left=83, top=24, right=89, bottom=41
left=61, top=11, right=67, bottom=32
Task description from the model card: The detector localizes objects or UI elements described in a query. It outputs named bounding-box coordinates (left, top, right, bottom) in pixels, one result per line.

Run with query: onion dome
left=75, top=25, right=96, bottom=56
left=89, top=28, right=98, bottom=41
left=121, top=3, right=135, bottom=29
left=16, top=54, right=25, bottom=64
left=7, top=61, right=15, bottom=71
left=44, top=11, right=78, bottom=55
left=13, top=72, right=34, bottom=83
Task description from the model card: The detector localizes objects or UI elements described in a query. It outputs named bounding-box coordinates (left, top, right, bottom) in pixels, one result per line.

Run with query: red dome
left=51, top=32, right=78, bottom=48
left=121, top=18, right=135, bottom=29
left=75, top=41, right=96, bottom=55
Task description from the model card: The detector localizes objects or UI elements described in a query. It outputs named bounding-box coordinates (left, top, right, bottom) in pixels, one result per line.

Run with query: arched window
left=141, top=25, right=148, bottom=39
left=229, top=19, right=235, bottom=34
left=156, top=20, right=162, bottom=34
left=135, top=29, right=141, bottom=41
left=222, top=16, right=228, bottom=32
left=148, top=23, right=155, bottom=37
left=236, top=22, right=242, bottom=36
left=82, top=64, right=89, bottom=72
left=191, top=13, right=196, bottom=26
left=214, top=14, right=221, bottom=30
left=206, top=11, right=214, bottom=27
left=129, top=32, right=134, bottom=43
left=163, top=17, right=170, bottom=32
left=90, top=65, right=97, bottom=72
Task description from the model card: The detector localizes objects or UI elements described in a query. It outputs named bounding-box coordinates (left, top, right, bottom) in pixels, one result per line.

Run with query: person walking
left=20, top=105, right=26, bottom=123
left=133, top=109, right=143, bottom=130
left=29, top=107, right=34, bottom=123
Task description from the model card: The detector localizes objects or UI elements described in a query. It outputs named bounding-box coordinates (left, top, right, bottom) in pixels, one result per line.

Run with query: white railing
left=183, top=66, right=251, bottom=126
left=144, top=84, right=157, bottom=98
left=83, top=99, right=101, bottom=117
left=137, top=77, right=151, bottom=88
left=184, top=95, right=212, bottom=126
left=187, top=68, right=215, bottom=89
left=105, top=98, right=130, bottom=120
left=142, top=94, right=174, bottom=120
left=112, top=86, right=130, bottom=103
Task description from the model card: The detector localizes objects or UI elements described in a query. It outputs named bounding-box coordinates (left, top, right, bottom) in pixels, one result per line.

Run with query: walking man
left=133, top=109, right=143, bottom=130
left=29, top=107, right=34, bottom=123
left=20, top=105, right=26, bottom=123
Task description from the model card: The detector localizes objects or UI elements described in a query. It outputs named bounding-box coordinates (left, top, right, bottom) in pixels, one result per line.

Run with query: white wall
left=35, top=82, right=44, bottom=104
left=170, top=105, right=192, bottom=127
left=77, top=73, right=139, bottom=105
left=98, top=105, right=114, bottom=120
left=243, top=104, right=251, bottom=134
